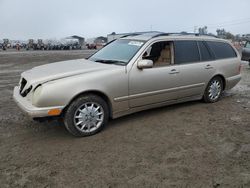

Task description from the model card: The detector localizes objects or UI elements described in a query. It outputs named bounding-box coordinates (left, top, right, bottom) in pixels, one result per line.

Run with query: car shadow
left=37, top=92, right=233, bottom=137
left=33, top=100, right=201, bottom=138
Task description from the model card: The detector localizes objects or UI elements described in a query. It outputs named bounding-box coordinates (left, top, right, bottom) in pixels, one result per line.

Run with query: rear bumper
left=13, top=86, right=64, bottom=118
left=225, top=74, right=241, bottom=90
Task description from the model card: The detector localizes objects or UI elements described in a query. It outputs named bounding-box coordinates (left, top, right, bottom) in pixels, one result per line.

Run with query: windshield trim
left=94, top=59, right=127, bottom=66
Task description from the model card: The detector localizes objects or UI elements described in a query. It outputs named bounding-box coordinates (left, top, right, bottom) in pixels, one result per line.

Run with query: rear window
left=174, top=41, right=200, bottom=64
left=206, top=41, right=237, bottom=59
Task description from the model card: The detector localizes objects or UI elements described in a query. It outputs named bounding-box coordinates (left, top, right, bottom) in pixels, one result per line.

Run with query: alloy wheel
left=208, top=80, right=222, bottom=101
left=73, top=102, right=104, bottom=133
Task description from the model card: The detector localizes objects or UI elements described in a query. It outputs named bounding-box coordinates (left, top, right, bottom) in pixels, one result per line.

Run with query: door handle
left=169, top=69, right=179, bottom=74
left=205, top=64, right=213, bottom=69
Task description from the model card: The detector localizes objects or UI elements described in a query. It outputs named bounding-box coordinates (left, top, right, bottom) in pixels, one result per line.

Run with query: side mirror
left=137, top=59, right=153, bottom=69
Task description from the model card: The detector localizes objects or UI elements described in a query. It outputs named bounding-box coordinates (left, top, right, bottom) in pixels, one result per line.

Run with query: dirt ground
left=0, top=50, right=249, bottom=188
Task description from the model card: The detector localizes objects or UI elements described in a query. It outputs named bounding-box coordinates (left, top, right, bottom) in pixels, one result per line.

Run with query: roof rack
left=152, top=32, right=217, bottom=38
left=120, top=31, right=164, bottom=39
left=120, top=33, right=141, bottom=38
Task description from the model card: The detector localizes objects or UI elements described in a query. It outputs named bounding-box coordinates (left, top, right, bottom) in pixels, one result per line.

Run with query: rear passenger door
left=173, top=40, right=215, bottom=99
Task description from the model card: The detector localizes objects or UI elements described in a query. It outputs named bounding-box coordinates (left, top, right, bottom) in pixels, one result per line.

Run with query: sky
left=0, top=0, right=250, bottom=40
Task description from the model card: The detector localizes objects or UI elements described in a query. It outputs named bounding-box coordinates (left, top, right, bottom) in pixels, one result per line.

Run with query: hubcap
left=74, top=102, right=104, bottom=133
left=208, top=80, right=221, bottom=100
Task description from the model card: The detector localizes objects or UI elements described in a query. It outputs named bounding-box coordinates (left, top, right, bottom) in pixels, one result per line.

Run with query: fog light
left=48, top=109, right=61, bottom=116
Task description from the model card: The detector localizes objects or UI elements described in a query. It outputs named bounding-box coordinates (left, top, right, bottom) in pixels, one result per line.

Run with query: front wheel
left=203, top=77, right=223, bottom=103
left=64, top=95, right=109, bottom=137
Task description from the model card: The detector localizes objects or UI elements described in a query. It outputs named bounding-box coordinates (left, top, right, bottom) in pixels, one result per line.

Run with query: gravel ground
left=0, top=50, right=249, bottom=188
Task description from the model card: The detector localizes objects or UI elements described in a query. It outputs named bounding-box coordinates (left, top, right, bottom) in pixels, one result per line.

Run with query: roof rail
left=120, top=33, right=141, bottom=38
left=120, top=31, right=164, bottom=39
left=152, top=32, right=217, bottom=38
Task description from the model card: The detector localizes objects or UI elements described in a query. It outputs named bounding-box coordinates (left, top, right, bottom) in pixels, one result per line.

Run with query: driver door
left=128, top=41, right=181, bottom=108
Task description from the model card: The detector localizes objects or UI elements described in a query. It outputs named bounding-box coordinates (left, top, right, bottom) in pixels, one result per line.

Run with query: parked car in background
left=13, top=33, right=241, bottom=137
left=86, top=43, right=97, bottom=49
left=241, top=41, right=250, bottom=65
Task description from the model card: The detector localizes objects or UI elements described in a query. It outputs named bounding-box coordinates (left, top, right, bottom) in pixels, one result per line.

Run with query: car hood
left=21, top=59, right=120, bottom=85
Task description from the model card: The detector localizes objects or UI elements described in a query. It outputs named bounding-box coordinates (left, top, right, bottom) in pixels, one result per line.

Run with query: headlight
left=32, top=85, right=42, bottom=105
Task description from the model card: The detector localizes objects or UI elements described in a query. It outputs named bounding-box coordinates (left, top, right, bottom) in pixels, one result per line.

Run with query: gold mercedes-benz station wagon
left=13, top=33, right=241, bottom=136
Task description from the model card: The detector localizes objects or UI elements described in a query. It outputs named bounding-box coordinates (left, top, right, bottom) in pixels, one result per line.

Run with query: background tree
left=216, top=28, right=235, bottom=40
left=198, top=26, right=208, bottom=35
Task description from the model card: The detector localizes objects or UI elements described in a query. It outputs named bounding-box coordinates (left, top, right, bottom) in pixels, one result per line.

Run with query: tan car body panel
left=13, top=36, right=241, bottom=119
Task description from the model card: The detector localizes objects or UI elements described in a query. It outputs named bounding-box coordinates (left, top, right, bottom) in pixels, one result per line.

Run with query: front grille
left=19, top=78, right=27, bottom=93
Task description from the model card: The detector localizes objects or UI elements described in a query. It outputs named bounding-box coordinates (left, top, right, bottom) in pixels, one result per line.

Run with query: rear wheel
left=64, top=95, right=109, bottom=137
left=203, top=77, right=223, bottom=103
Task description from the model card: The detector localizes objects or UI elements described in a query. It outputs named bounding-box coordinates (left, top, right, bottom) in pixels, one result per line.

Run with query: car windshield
left=89, top=39, right=145, bottom=65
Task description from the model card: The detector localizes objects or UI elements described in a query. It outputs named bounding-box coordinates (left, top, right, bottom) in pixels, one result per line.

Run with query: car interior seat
left=154, top=45, right=171, bottom=66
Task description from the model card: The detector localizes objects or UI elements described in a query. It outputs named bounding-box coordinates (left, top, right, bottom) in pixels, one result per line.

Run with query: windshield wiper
left=94, top=59, right=126, bottom=66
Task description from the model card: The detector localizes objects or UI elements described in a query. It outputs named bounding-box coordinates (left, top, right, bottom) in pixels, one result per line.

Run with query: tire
left=203, top=76, right=223, bottom=103
left=64, top=95, right=109, bottom=137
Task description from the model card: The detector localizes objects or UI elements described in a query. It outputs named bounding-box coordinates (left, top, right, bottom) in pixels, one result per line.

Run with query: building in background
left=86, top=36, right=107, bottom=49
left=66, top=35, right=85, bottom=49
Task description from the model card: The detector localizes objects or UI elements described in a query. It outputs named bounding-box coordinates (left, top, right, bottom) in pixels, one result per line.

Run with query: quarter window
left=206, top=41, right=237, bottom=59
left=174, top=41, right=200, bottom=64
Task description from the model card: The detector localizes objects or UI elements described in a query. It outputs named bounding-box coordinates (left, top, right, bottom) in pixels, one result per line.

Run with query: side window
left=174, top=41, right=200, bottom=64
left=198, top=41, right=214, bottom=61
left=142, top=41, right=173, bottom=67
left=206, top=41, right=237, bottom=59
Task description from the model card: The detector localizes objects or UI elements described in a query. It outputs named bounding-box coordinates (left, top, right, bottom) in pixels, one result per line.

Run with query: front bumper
left=13, top=86, right=64, bottom=118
